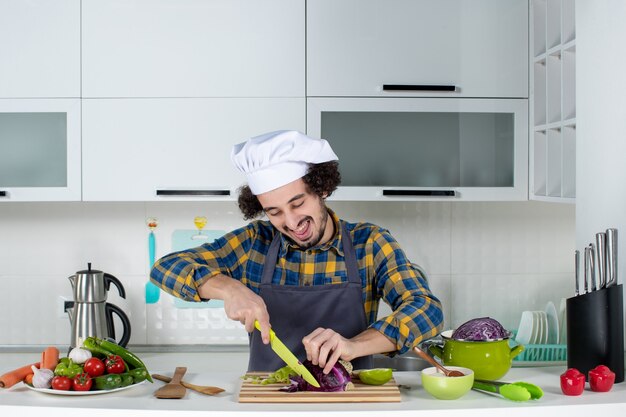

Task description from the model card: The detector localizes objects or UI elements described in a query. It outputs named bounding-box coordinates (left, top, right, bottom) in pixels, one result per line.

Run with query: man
left=150, top=130, right=443, bottom=373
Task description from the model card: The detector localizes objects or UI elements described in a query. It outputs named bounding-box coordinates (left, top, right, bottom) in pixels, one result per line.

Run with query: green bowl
left=421, top=366, right=474, bottom=400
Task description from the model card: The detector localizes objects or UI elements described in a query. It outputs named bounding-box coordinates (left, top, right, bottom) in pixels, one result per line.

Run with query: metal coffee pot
left=65, top=263, right=131, bottom=349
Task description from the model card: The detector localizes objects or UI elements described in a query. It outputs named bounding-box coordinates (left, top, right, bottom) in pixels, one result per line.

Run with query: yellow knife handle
left=254, top=320, right=275, bottom=340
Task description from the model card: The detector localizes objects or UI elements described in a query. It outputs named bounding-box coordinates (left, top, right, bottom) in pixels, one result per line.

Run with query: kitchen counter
left=2, top=350, right=626, bottom=417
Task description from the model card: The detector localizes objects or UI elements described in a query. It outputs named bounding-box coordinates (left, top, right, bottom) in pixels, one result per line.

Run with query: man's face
left=257, top=179, right=333, bottom=249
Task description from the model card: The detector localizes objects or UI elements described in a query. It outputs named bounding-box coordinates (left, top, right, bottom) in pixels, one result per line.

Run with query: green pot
left=428, top=330, right=524, bottom=381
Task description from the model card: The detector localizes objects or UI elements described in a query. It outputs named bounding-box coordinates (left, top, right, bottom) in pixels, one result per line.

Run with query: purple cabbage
left=452, top=317, right=510, bottom=341
left=280, top=360, right=352, bottom=392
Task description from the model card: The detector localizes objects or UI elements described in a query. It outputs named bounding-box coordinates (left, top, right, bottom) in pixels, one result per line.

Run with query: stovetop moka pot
left=65, top=263, right=131, bottom=349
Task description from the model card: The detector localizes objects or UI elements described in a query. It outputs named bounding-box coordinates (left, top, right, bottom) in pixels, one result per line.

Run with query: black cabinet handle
left=383, top=189, right=456, bottom=197
left=383, top=84, right=457, bottom=92
left=156, top=189, right=231, bottom=196
left=0, top=191, right=6, bottom=197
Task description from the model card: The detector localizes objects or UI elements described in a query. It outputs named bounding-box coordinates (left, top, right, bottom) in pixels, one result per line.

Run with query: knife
left=583, top=246, right=590, bottom=294
left=254, top=320, right=320, bottom=387
left=589, top=243, right=597, bottom=292
left=606, top=228, right=618, bottom=287
left=595, top=232, right=607, bottom=289
left=574, top=249, right=580, bottom=295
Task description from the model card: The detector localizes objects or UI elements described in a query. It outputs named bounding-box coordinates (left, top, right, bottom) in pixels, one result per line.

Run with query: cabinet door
left=82, top=98, right=305, bottom=201
left=0, top=0, right=80, bottom=98
left=0, top=99, right=81, bottom=201
left=82, top=0, right=304, bottom=98
left=308, top=97, right=528, bottom=201
left=307, top=0, right=528, bottom=98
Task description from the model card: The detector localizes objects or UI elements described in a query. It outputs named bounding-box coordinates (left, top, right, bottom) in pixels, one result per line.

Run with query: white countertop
left=1, top=351, right=626, bottom=417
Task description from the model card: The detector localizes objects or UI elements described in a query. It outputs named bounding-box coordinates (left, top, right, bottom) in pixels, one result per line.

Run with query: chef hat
left=231, top=130, right=338, bottom=195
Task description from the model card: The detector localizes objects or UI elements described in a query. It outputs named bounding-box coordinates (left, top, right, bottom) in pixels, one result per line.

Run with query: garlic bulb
left=68, top=347, right=92, bottom=364
left=31, top=365, right=54, bottom=389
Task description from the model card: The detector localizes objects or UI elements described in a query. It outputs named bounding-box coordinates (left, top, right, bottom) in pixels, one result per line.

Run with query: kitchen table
left=1, top=349, right=626, bottom=417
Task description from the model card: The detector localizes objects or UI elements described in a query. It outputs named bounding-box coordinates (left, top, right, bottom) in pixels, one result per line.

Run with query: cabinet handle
left=156, top=189, right=231, bottom=196
left=0, top=191, right=6, bottom=197
left=382, top=84, right=457, bottom=92
left=383, top=189, right=456, bottom=197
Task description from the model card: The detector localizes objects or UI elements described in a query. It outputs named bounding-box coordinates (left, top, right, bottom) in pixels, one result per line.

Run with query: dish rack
left=510, top=331, right=567, bottom=363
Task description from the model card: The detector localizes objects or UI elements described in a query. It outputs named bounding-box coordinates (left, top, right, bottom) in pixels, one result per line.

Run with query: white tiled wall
left=0, top=200, right=575, bottom=346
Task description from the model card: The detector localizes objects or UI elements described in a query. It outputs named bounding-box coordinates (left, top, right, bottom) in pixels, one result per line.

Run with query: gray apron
left=248, top=222, right=374, bottom=372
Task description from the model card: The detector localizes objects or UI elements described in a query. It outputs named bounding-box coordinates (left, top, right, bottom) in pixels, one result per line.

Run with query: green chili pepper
left=82, top=337, right=114, bottom=358
left=96, top=338, right=152, bottom=383
left=94, top=374, right=122, bottom=390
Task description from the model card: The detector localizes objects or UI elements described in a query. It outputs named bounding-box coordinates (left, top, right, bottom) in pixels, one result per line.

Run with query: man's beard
left=284, top=207, right=330, bottom=250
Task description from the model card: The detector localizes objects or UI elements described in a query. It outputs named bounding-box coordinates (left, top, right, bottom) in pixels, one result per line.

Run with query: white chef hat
left=231, top=130, right=338, bottom=195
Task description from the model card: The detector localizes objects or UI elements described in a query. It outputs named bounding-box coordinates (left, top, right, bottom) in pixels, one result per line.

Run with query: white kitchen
left=1, top=0, right=625, bottom=415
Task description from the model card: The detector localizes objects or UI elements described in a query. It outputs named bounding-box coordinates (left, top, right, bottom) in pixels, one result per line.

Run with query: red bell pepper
left=589, top=365, right=615, bottom=392
left=560, top=368, right=585, bottom=396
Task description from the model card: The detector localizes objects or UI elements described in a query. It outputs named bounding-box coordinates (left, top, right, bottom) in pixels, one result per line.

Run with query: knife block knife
left=566, top=284, right=624, bottom=383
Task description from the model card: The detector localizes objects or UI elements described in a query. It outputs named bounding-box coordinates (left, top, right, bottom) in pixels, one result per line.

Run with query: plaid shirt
left=150, top=209, right=443, bottom=354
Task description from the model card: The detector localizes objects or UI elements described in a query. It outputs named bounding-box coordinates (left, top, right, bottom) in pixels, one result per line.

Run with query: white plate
left=25, top=380, right=146, bottom=396
left=515, top=311, right=534, bottom=345
left=545, top=301, right=559, bottom=344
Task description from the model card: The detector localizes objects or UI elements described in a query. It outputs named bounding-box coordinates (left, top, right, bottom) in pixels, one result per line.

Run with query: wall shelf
left=530, top=0, right=576, bottom=202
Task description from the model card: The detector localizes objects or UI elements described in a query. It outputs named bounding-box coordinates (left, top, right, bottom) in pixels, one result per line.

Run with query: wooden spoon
left=152, top=374, right=225, bottom=396
left=413, top=346, right=465, bottom=377
left=154, top=367, right=188, bottom=399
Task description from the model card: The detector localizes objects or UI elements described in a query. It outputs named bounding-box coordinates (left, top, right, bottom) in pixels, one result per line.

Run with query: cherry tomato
left=83, top=357, right=105, bottom=377
left=51, top=375, right=72, bottom=391
left=72, top=372, right=93, bottom=391
left=105, top=355, right=126, bottom=374
left=589, top=365, right=616, bottom=392
left=560, top=368, right=585, bottom=396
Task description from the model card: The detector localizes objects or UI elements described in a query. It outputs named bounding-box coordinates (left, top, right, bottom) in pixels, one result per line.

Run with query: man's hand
left=198, top=274, right=271, bottom=344
left=302, top=327, right=396, bottom=374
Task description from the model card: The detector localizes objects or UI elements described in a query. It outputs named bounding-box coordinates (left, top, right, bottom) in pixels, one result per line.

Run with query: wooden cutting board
left=238, top=372, right=401, bottom=403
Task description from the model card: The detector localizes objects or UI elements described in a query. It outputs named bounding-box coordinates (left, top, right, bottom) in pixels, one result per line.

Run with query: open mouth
left=291, top=218, right=312, bottom=241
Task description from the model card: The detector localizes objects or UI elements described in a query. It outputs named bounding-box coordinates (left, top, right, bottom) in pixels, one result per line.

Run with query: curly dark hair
left=237, top=161, right=341, bottom=220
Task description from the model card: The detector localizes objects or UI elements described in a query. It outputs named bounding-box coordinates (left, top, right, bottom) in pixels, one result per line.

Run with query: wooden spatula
left=152, top=374, right=224, bottom=395
left=154, top=367, right=187, bottom=399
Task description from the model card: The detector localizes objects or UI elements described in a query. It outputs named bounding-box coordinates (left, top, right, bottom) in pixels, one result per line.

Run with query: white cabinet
left=82, top=98, right=305, bottom=201
left=82, top=0, right=304, bottom=98
left=308, top=97, right=528, bottom=201
left=0, top=0, right=80, bottom=98
left=530, top=0, right=575, bottom=202
left=0, top=99, right=81, bottom=201
left=307, top=0, right=528, bottom=98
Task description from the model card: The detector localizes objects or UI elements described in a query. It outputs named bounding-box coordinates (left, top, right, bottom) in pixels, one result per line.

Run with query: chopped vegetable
left=31, top=365, right=54, bottom=389
left=68, top=347, right=92, bottom=364
left=242, top=365, right=297, bottom=385
left=354, top=368, right=393, bottom=385
left=452, top=317, right=510, bottom=341
left=281, top=360, right=353, bottom=393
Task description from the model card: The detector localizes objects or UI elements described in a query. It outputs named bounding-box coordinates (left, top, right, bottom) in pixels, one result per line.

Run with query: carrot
left=23, top=373, right=34, bottom=386
left=0, top=362, right=40, bottom=389
left=41, top=346, right=60, bottom=371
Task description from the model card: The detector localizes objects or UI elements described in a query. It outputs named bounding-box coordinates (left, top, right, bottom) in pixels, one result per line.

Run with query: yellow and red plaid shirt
left=150, top=209, right=443, bottom=354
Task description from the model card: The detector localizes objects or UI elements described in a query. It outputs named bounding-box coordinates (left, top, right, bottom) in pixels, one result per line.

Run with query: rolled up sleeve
left=368, top=231, right=444, bottom=354
left=149, top=225, right=256, bottom=302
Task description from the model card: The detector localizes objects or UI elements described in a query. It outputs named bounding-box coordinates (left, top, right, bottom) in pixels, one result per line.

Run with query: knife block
left=566, top=284, right=624, bottom=383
